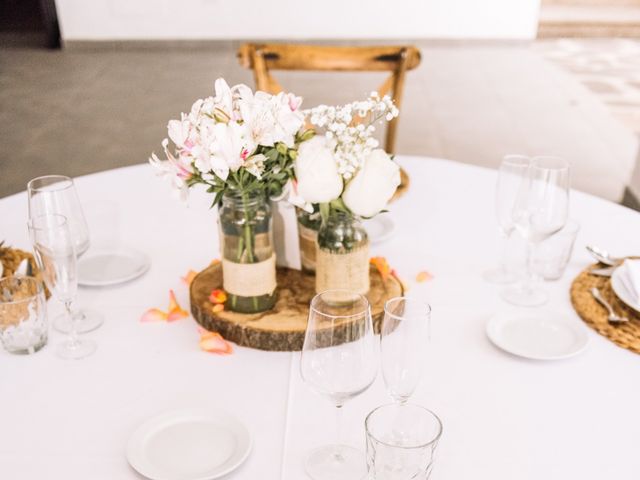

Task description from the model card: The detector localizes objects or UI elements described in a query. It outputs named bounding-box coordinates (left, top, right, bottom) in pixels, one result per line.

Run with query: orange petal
left=416, top=270, right=433, bottom=283
left=209, top=289, right=227, bottom=304
left=199, top=332, right=233, bottom=355
left=212, top=304, right=224, bottom=313
left=181, top=270, right=198, bottom=286
left=140, top=308, right=168, bottom=322
left=167, top=290, right=189, bottom=322
left=370, top=256, right=391, bottom=282
left=210, top=258, right=221, bottom=266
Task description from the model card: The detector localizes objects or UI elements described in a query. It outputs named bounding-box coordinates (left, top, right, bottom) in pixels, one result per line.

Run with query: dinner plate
left=486, top=311, right=589, bottom=360
left=611, top=267, right=640, bottom=313
left=363, top=215, right=395, bottom=244
left=77, top=247, right=150, bottom=286
left=126, top=408, right=252, bottom=480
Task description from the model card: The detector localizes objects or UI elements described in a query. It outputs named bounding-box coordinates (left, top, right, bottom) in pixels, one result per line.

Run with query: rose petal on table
left=181, top=269, right=198, bottom=286
left=370, top=256, right=391, bottom=282
left=416, top=270, right=433, bottom=283
left=140, top=308, right=168, bottom=323
left=212, top=304, right=225, bottom=313
left=199, top=332, right=233, bottom=355
left=209, top=289, right=227, bottom=304
left=165, top=290, right=190, bottom=322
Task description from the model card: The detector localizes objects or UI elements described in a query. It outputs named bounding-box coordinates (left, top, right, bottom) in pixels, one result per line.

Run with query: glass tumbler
left=0, top=276, right=47, bottom=354
left=365, top=403, right=442, bottom=480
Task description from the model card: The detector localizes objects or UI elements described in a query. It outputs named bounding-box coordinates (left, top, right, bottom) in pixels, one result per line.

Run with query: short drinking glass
left=365, top=403, right=442, bottom=480
left=0, top=276, right=48, bottom=354
left=381, top=297, right=431, bottom=404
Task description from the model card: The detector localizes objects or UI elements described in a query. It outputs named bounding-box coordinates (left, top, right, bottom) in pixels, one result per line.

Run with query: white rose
left=342, top=149, right=400, bottom=217
left=294, top=136, right=343, bottom=204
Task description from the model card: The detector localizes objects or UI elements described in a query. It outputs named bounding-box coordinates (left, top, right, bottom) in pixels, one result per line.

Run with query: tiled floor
left=0, top=40, right=638, bottom=204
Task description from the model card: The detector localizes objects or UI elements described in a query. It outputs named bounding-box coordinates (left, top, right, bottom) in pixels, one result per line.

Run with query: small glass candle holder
left=0, top=276, right=48, bottom=355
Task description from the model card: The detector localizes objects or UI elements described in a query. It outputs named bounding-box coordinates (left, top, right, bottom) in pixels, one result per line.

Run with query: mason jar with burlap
left=219, top=190, right=277, bottom=313
left=296, top=207, right=322, bottom=273
left=315, top=212, right=370, bottom=303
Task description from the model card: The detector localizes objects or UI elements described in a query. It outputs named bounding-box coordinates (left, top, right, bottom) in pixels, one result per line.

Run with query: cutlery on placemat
left=590, top=287, right=629, bottom=324
left=586, top=245, right=624, bottom=267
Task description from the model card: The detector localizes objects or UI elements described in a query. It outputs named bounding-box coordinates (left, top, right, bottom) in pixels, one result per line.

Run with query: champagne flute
left=483, top=155, right=530, bottom=284
left=380, top=297, right=431, bottom=404
left=300, top=290, right=378, bottom=480
left=27, top=175, right=103, bottom=333
left=28, top=214, right=97, bottom=359
left=501, top=156, right=570, bottom=306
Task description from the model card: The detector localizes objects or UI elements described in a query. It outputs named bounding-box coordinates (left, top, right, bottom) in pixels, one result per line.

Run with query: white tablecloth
left=1, top=156, right=640, bottom=479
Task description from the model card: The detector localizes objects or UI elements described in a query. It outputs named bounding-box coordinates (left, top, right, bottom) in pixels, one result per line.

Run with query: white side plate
left=486, top=312, right=589, bottom=360
left=363, top=216, right=395, bottom=244
left=611, top=267, right=640, bottom=313
left=126, top=408, right=252, bottom=480
left=78, top=247, right=150, bottom=286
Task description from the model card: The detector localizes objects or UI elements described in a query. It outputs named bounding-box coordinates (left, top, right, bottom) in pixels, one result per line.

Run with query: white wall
left=55, top=0, right=542, bottom=41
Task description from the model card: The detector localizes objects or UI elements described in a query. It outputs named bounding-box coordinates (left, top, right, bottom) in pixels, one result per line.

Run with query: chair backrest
left=237, top=43, right=421, bottom=154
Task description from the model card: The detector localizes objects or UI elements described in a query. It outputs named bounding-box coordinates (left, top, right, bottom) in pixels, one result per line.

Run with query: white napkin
left=619, top=259, right=640, bottom=304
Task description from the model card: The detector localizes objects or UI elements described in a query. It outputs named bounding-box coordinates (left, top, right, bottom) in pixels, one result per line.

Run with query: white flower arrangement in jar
left=292, top=92, right=401, bottom=297
left=150, top=78, right=313, bottom=313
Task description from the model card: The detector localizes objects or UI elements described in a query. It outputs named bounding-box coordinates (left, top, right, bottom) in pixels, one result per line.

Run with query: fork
left=590, top=287, right=629, bottom=324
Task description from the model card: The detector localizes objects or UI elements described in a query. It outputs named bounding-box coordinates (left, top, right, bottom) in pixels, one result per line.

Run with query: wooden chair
left=237, top=44, right=421, bottom=155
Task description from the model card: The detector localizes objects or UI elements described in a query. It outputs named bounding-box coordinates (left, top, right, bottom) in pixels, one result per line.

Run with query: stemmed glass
left=501, top=156, right=570, bottom=306
left=27, top=175, right=103, bottom=333
left=483, top=155, right=530, bottom=284
left=380, top=297, right=431, bottom=404
left=28, top=214, right=97, bottom=359
left=300, top=290, right=378, bottom=480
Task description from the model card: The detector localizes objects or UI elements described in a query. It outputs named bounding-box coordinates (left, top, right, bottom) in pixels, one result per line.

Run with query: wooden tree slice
left=190, top=263, right=403, bottom=351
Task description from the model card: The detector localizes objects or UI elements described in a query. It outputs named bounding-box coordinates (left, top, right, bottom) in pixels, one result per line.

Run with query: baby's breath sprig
left=305, top=92, right=399, bottom=180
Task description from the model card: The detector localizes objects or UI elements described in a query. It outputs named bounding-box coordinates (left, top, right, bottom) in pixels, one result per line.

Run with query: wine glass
left=483, top=155, right=530, bottom=284
left=300, top=289, right=378, bottom=480
left=28, top=214, right=97, bottom=359
left=380, top=297, right=431, bottom=404
left=501, top=156, right=570, bottom=306
left=27, top=175, right=103, bottom=333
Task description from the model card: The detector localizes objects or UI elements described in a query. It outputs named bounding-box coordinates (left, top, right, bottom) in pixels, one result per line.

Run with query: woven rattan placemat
left=570, top=264, right=640, bottom=355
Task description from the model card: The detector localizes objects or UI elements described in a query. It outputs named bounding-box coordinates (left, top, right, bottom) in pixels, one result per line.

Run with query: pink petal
left=200, top=332, right=233, bottom=355
left=140, top=308, right=168, bottom=323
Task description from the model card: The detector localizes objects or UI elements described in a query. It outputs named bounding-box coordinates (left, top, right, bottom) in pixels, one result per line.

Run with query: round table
left=1, top=156, right=640, bottom=479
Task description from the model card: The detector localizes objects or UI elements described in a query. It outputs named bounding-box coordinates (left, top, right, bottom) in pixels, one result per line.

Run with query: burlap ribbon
left=222, top=254, right=277, bottom=297
left=315, top=243, right=370, bottom=297
left=298, top=223, right=318, bottom=272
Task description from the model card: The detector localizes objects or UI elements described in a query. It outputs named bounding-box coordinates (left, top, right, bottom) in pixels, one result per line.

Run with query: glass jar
left=315, top=212, right=370, bottom=299
left=218, top=189, right=277, bottom=313
left=296, top=207, right=322, bottom=273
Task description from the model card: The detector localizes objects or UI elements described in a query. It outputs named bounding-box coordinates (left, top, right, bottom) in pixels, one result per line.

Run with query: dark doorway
left=0, top=0, right=61, bottom=48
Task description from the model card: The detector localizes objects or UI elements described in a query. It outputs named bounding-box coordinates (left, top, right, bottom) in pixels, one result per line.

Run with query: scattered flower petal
left=140, top=308, right=168, bottom=323
left=212, top=304, right=225, bottom=313
left=416, top=270, right=433, bottom=283
left=199, top=331, right=233, bottom=355
left=209, top=289, right=227, bottom=304
left=370, top=256, right=391, bottom=282
left=141, top=290, right=189, bottom=323
left=181, top=269, right=198, bottom=285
